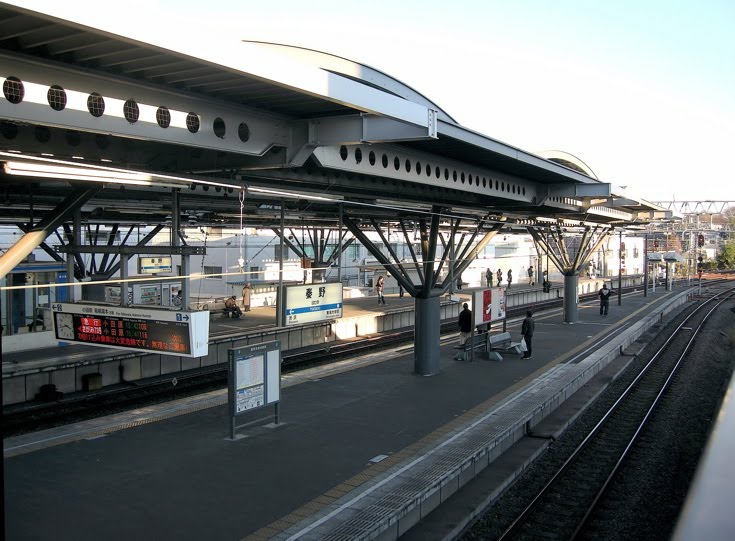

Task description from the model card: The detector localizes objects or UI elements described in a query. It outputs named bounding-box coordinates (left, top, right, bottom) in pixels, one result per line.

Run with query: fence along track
left=497, top=285, right=735, bottom=541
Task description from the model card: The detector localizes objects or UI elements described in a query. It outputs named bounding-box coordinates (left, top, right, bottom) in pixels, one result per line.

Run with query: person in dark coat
left=486, top=268, right=493, bottom=287
left=458, top=302, right=473, bottom=345
left=521, top=310, right=535, bottom=359
left=507, top=269, right=513, bottom=288
left=599, top=283, right=612, bottom=316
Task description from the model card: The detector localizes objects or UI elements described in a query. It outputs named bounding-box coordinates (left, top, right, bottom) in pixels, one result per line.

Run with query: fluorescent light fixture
left=247, top=186, right=343, bottom=202
left=0, top=151, right=240, bottom=190
left=3, top=161, right=161, bottom=185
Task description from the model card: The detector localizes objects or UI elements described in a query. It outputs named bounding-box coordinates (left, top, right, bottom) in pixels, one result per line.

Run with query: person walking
left=527, top=265, right=534, bottom=285
left=521, top=310, right=535, bottom=359
left=486, top=268, right=493, bottom=287
left=599, top=283, right=612, bottom=316
left=376, top=275, right=386, bottom=305
left=241, top=282, right=252, bottom=312
left=496, top=268, right=503, bottom=287
left=458, top=302, right=473, bottom=346
left=507, top=269, right=513, bottom=288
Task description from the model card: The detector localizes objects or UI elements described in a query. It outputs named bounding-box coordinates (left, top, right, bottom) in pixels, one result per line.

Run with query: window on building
left=274, top=245, right=290, bottom=259
left=203, top=266, right=222, bottom=279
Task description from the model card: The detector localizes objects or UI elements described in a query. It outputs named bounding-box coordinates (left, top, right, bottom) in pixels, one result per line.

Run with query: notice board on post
left=228, top=340, right=281, bottom=418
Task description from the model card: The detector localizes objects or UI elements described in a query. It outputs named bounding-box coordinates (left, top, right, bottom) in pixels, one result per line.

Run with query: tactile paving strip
left=283, top=360, right=604, bottom=540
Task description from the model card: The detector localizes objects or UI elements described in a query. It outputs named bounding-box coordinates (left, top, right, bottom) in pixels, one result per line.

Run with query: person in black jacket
left=599, top=283, right=612, bottom=316
left=521, top=310, right=535, bottom=359
left=458, top=303, right=473, bottom=345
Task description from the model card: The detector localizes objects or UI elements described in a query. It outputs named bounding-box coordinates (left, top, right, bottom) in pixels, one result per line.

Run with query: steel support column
left=414, top=294, right=441, bottom=376
left=528, top=225, right=611, bottom=323
left=563, top=274, right=579, bottom=323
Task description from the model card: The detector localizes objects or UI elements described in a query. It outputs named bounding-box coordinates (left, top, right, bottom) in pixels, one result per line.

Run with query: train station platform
left=2, top=276, right=653, bottom=407
left=4, top=284, right=694, bottom=541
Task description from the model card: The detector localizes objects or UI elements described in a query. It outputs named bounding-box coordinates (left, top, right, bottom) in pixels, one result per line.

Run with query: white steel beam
left=1, top=54, right=292, bottom=157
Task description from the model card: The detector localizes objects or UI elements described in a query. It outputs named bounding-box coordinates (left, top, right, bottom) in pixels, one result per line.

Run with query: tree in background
left=716, top=242, right=735, bottom=269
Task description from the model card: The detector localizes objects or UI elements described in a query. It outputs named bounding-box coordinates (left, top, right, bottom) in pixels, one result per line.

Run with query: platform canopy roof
left=0, top=1, right=672, bottom=233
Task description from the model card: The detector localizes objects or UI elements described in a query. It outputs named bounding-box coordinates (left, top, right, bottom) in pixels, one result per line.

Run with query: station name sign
left=282, top=282, right=343, bottom=326
left=51, top=303, right=209, bottom=357
left=138, top=256, right=173, bottom=274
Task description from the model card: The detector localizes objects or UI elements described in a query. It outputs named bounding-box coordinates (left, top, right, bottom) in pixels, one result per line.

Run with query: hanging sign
left=52, top=303, right=209, bottom=357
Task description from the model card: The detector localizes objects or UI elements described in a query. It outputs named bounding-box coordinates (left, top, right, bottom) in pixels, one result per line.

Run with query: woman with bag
left=521, top=310, right=534, bottom=359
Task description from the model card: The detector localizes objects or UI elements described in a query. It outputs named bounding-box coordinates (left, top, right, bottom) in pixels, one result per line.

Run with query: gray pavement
left=3, top=285, right=686, bottom=541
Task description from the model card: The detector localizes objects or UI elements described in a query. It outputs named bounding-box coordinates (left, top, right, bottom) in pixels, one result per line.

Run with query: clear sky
left=14, top=0, right=735, bottom=203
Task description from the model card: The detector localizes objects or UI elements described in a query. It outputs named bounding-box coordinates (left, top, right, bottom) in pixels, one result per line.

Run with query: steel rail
left=497, top=284, right=735, bottom=541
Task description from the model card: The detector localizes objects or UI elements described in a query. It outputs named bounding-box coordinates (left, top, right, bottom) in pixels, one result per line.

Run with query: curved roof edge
left=537, top=150, right=599, bottom=179
left=240, top=41, right=457, bottom=124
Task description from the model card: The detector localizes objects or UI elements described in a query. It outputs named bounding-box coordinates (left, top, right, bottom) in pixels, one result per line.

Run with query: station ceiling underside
left=0, top=2, right=670, bottom=236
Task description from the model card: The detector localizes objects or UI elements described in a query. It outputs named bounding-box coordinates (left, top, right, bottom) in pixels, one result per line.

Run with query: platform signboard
left=228, top=341, right=281, bottom=439
left=138, top=256, right=172, bottom=274
left=281, top=282, right=343, bottom=326
left=51, top=303, right=209, bottom=357
left=473, top=287, right=505, bottom=326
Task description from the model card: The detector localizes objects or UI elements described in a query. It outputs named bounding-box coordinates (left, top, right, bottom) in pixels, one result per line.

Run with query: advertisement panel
left=472, top=287, right=506, bottom=326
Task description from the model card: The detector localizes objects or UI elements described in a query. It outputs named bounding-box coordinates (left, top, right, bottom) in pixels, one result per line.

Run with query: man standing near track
left=599, top=283, right=612, bottom=316
left=458, top=303, right=473, bottom=346
left=521, top=310, right=534, bottom=359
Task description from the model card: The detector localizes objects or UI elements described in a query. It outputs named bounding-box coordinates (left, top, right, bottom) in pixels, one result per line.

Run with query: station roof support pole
left=0, top=186, right=100, bottom=281
left=341, top=215, right=418, bottom=296
left=419, top=208, right=442, bottom=298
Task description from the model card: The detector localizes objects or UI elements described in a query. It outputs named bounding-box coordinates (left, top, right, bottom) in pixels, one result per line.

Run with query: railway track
left=484, top=284, right=735, bottom=541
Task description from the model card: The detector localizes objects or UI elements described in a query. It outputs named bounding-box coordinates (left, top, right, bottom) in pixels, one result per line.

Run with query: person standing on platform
left=486, top=268, right=493, bottom=287
left=241, top=282, right=252, bottom=312
left=456, top=275, right=463, bottom=290
left=521, top=310, right=535, bottom=359
left=599, top=283, right=612, bottom=316
left=507, top=269, right=513, bottom=288
left=497, top=268, right=503, bottom=287
left=458, top=302, right=473, bottom=346
left=376, top=275, right=386, bottom=305
left=527, top=265, right=534, bottom=285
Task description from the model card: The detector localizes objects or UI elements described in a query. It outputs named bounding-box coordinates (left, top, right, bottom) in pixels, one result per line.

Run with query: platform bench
left=453, top=333, right=486, bottom=361
left=487, top=332, right=524, bottom=357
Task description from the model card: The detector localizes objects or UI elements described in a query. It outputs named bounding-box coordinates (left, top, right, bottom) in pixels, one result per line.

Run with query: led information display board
left=228, top=341, right=281, bottom=439
left=281, top=282, right=343, bottom=326
left=51, top=303, right=209, bottom=357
